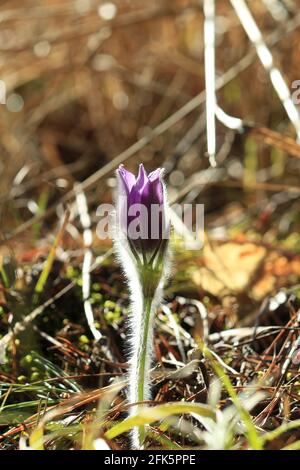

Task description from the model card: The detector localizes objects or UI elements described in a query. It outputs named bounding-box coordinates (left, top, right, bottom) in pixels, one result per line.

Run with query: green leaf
left=105, top=402, right=215, bottom=440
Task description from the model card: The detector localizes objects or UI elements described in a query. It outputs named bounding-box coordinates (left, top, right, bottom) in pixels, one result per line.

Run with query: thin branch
left=203, top=0, right=217, bottom=167
left=75, top=184, right=101, bottom=342
left=230, top=0, right=300, bottom=140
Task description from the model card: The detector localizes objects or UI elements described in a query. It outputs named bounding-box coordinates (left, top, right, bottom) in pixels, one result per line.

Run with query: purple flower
left=117, top=164, right=169, bottom=254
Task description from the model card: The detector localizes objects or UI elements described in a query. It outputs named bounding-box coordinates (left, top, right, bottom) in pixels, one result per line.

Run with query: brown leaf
left=193, top=242, right=266, bottom=297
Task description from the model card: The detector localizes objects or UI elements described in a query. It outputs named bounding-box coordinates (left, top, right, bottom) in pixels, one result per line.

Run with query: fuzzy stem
left=115, top=240, right=169, bottom=448
left=129, top=262, right=163, bottom=449
left=135, top=295, right=152, bottom=445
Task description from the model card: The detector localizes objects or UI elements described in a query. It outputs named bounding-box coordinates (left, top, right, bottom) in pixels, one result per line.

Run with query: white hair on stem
left=113, top=173, right=171, bottom=449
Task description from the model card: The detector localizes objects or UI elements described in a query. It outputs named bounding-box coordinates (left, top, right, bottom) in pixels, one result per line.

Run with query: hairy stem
left=135, top=296, right=152, bottom=445
left=116, top=242, right=169, bottom=449
left=129, top=264, right=162, bottom=449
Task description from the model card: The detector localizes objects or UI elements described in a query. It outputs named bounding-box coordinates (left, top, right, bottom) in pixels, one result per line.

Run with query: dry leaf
left=193, top=242, right=266, bottom=297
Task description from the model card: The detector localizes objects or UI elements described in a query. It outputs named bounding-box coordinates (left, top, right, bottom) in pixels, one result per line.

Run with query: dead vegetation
left=0, top=0, right=300, bottom=450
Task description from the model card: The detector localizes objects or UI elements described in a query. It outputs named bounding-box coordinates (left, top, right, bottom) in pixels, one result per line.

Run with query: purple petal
left=117, top=165, right=136, bottom=194
left=148, top=168, right=162, bottom=182
left=140, top=176, right=164, bottom=208
left=152, top=177, right=164, bottom=205
left=116, top=164, right=168, bottom=252
left=146, top=172, right=164, bottom=205
left=135, top=163, right=148, bottom=192
left=128, top=186, right=142, bottom=206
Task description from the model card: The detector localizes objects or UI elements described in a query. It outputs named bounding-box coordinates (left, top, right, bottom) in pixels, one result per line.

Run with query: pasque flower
left=117, top=163, right=168, bottom=254
left=114, top=164, right=171, bottom=449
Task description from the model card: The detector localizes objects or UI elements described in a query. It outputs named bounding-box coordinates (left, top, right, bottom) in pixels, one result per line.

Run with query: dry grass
left=0, top=0, right=300, bottom=450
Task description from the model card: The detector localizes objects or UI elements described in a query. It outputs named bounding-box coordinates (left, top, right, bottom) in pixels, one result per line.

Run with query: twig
left=75, top=184, right=101, bottom=342
left=203, top=0, right=217, bottom=166
left=230, top=0, right=300, bottom=140
left=34, top=209, right=70, bottom=298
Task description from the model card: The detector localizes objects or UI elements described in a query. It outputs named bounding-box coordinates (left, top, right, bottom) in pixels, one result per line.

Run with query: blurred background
left=1, top=0, right=300, bottom=246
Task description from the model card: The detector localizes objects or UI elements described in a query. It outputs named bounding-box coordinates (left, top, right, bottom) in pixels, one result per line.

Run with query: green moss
left=79, top=335, right=89, bottom=344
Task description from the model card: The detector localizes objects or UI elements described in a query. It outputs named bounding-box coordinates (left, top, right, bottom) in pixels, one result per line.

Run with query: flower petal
left=135, top=163, right=148, bottom=192
left=117, top=165, right=136, bottom=194
left=148, top=168, right=162, bottom=182
left=116, top=164, right=168, bottom=253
